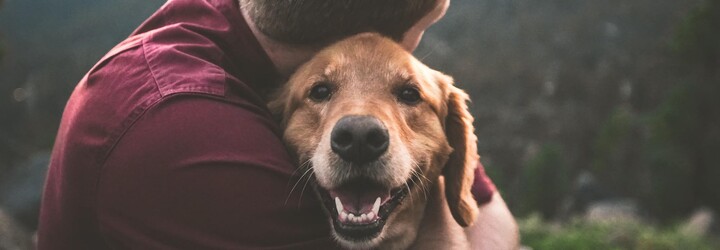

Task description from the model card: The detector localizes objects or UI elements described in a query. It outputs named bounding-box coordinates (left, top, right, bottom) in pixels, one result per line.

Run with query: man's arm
left=466, top=192, right=520, bottom=250
left=411, top=174, right=518, bottom=249
left=466, top=165, right=519, bottom=249
left=95, top=96, right=338, bottom=249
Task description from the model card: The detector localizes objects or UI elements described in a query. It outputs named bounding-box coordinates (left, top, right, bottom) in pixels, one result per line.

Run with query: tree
left=640, top=0, right=720, bottom=219
left=670, top=0, right=720, bottom=215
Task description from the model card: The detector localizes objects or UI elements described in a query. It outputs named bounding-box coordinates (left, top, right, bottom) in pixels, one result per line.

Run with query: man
left=38, top=0, right=518, bottom=249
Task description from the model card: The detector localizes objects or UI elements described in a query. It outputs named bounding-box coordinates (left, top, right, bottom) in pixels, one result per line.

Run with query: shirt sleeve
left=472, top=162, right=497, bottom=205
left=96, top=96, right=338, bottom=249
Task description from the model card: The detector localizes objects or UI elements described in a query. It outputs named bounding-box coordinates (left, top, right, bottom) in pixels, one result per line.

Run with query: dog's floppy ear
left=267, top=89, right=289, bottom=124
left=268, top=83, right=299, bottom=126
left=437, top=72, right=480, bottom=227
left=268, top=66, right=311, bottom=125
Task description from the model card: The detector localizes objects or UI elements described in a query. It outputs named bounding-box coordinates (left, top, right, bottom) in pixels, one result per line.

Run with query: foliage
left=644, top=0, right=720, bottom=218
left=516, top=144, right=570, bottom=218
left=0, top=0, right=164, bottom=174
left=672, top=0, right=720, bottom=67
left=415, top=0, right=714, bottom=222
left=519, top=214, right=720, bottom=250
left=511, top=0, right=720, bottom=222
left=590, top=107, right=641, bottom=197
left=641, top=85, right=702, bottom=218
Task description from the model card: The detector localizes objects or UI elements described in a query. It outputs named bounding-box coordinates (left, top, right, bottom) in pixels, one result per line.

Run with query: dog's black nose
left=331, top=115, right=389, bottom=164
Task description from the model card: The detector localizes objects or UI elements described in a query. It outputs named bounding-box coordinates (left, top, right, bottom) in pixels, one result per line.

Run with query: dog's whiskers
left=418, top=41, right=439, bottom=62
left=285, top=160, right=314, bottom=205
left=297, top=171, right=315, bottom=208
left=404, top=181, right=413, bottom=206
left=410, top=162, right=431, bottom=201
left=409, top=171, right=427, bottom=202
left=289, top=158, right=311, bottom=178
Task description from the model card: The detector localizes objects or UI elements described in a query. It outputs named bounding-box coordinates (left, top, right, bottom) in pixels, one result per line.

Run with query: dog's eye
left=397, top=87, right=422, bottom=104
left=309, top=83, right=332, bottom=102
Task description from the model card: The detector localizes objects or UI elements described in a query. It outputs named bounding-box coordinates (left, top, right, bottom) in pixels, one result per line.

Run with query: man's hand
left=411, top=178, right=519, bottom=249
left=465, top=192, right=519, bottom=250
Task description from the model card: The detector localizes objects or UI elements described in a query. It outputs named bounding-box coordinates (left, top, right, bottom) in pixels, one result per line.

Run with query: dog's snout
left=331, top=115, right=389, bottom=164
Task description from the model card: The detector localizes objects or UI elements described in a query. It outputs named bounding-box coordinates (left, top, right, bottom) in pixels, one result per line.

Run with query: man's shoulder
left=140, top=27, right=231, bottom=97
left=61, top=30, right=267, bottom=168
left=89, top=30, right=231, bottom=99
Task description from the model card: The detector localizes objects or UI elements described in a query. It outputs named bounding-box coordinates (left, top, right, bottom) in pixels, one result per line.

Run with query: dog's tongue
left=329, top=183, right=390, bottom=214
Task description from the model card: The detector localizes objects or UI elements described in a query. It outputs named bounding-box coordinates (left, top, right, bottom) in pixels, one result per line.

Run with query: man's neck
left=240, top=6, right=319, bottom=78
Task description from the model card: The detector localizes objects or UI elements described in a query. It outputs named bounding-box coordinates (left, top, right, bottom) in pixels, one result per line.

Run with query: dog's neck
left=377, top=209, right=426, bottom=250
left=407, top=179, right=471, bottom=249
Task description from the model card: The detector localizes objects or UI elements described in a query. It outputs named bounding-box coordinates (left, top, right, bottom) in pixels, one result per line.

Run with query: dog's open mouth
left=316, top=177, right=415, bottom=242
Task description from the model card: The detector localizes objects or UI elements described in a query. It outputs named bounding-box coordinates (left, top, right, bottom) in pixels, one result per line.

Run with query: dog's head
left=270, top=33, right=479, bottom=248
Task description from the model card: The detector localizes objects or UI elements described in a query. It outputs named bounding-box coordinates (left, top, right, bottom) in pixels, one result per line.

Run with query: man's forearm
left=466, top=192, right=519, bottom=250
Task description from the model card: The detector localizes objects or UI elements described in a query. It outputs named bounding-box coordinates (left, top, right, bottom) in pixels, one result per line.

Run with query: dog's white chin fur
left=332, top=233, right=385, bottom=250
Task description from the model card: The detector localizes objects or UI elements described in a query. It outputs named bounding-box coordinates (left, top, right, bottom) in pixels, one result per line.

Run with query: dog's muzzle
left=316, top=115, right=417, bottom=242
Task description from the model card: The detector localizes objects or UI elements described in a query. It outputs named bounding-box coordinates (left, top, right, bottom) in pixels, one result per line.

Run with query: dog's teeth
left=340, top=211, right=348, bottom=222
left=335, top=197, right=344, bottom=214
left=360, top=214, right=367, bottom=222
left=372, top=197, right=381, bottom=215
left=367, top=211, right=375, bottom=221
left=348, top=213, right=355, bottom=221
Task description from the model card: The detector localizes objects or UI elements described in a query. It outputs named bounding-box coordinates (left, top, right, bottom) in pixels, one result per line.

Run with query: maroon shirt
left=38, top=0, right=496, bottom=249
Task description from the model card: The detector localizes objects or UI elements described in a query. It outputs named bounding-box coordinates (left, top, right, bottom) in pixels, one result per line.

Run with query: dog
left=270, top=33, right=480, bottom=249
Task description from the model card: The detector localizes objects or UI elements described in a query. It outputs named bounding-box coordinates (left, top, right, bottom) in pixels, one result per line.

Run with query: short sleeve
left=472, top=162, right=497, bottom=205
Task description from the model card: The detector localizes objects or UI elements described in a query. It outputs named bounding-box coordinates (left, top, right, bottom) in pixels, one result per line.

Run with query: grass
left=519, top=214, right=719, bottom=250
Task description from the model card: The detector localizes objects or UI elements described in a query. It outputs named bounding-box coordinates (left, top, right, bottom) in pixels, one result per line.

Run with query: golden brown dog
left=270, top=33, right=480, bottom=249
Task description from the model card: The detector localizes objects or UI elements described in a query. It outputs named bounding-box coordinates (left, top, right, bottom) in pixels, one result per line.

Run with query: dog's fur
left=270, top=33, right=480, bottom=249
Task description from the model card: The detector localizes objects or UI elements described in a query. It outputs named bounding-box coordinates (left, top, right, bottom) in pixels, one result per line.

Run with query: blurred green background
left=0, top=0, right=718, bottom=249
